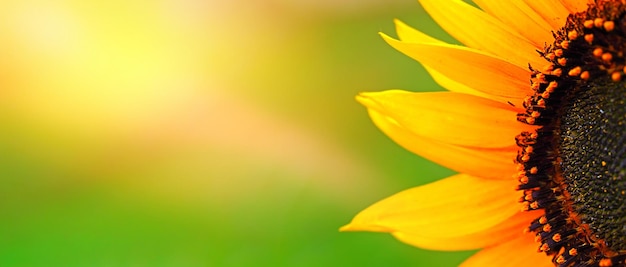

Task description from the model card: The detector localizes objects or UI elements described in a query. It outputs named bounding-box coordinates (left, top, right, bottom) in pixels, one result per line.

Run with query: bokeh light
left=0, top=0, right=473, bottom=266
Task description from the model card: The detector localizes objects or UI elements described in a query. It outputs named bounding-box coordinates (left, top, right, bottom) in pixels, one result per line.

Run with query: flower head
left=343, top=0, right=626, bottom=266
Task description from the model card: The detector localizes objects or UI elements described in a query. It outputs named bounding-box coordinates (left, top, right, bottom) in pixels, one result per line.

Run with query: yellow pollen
left=612, top=72, right=622, bottom=82
left=569, top=248, right=578, bottom=256
left=552, top=233, right=562, bottom=242
left=531, top=201, right=540, bottom=209
left=525, top=117, right=535, bottom=124
left=595, top=18, right=605, bottom=28
left=602, top=161, right=607, bottom=166
left=599, top=258, right=613, bottom=267
left=520, top=175, right=529, bottom=184
left=604, top=21, right=615, bottom=31
left=558, top=58, right=567, bottom=66
left=552, top=69, right=563, bottom=77
left=585, top=34, right=594, bottom=43
left=561, top=40, right=570, bottom=49
left=531, top=82, right=540, bottom=90
left=530, top=167, right=538, bottom=174
left=556, top=255, right=566, bottom=264
left=568, top=67, right=582, bottom=77
left=531, top=111, right=541, bottom=118
left=537, top=99, right=546, bottom=107
left=584, top=19, right=594, bottom=28
left=581, top=71, right=590, bottom=80
left=594, top=48, right=604, bottom=57
left=536, top=73, right=546, bottom=81
left=602, top=53, right=613, bottom=62
left=547, top=52, right=556, bottom=61
left=540, top=243, right=550, bottom=252
left=555, top=49, right=564, bottom=57
left=547, top=81, right=558, bottom=91
left=535, top=235, right=542, bottom=243
left=542, top=223, right=551, bottom=232
left=568, top=30, right=578, bottom=40
left=539, top=216, right=548, bottom=224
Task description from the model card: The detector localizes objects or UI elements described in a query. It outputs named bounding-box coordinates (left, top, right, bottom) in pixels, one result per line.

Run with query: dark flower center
left=559, top=77, right=626, bottom=254
left=515, top=1, right=626, bottom=266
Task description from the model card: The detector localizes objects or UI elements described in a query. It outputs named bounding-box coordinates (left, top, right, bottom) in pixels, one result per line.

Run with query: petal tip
left=354, top=92, right=377, bottom=109
left=339, top=223, right=354, bottom=232
left=378, top=32, right=395, bottom=41
left=339, top=221, right=393, bottom=233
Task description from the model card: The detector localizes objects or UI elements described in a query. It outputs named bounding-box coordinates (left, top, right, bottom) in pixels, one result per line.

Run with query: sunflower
left=342, top=0, right=626, bottom=266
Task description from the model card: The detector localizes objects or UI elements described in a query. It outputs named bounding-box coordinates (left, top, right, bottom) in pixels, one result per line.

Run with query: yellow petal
left=381, top=33, right=530, bottom=103
left=559, top=0, right=592, bottom=13
left=365, top=107, right=517, bottom=179
left=460, top=233, right=553, bottom=267
left=394, top=21, right=501, bottom=101
left=424, top=66, right=496, bottom=101
left=472, top=0, right=554, bottom=46
left=394, top=19, right=442, bottom=44
left=341, top=174, right=521, bottom=237
left=356, top=90, right=531, bottom=148
left=523, top=0, right=571, bottom=30
left=417, top=0, right=545, bottom=69
left=392, top=210, right=542, bottom=251
left=393, top=20, right=525, bottom=103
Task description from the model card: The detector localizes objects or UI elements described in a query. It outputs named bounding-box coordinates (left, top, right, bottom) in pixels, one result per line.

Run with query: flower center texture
left=516, top=1, right=626, bottom=266
left=560, top=77, right=626, bottom=253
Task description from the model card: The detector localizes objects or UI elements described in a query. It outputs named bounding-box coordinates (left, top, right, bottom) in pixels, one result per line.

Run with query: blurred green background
left=0, top=0, right=475, bottom=266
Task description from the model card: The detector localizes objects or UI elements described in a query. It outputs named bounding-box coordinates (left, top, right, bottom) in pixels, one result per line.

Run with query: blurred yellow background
left=0, top=0, right=473, bottom=266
